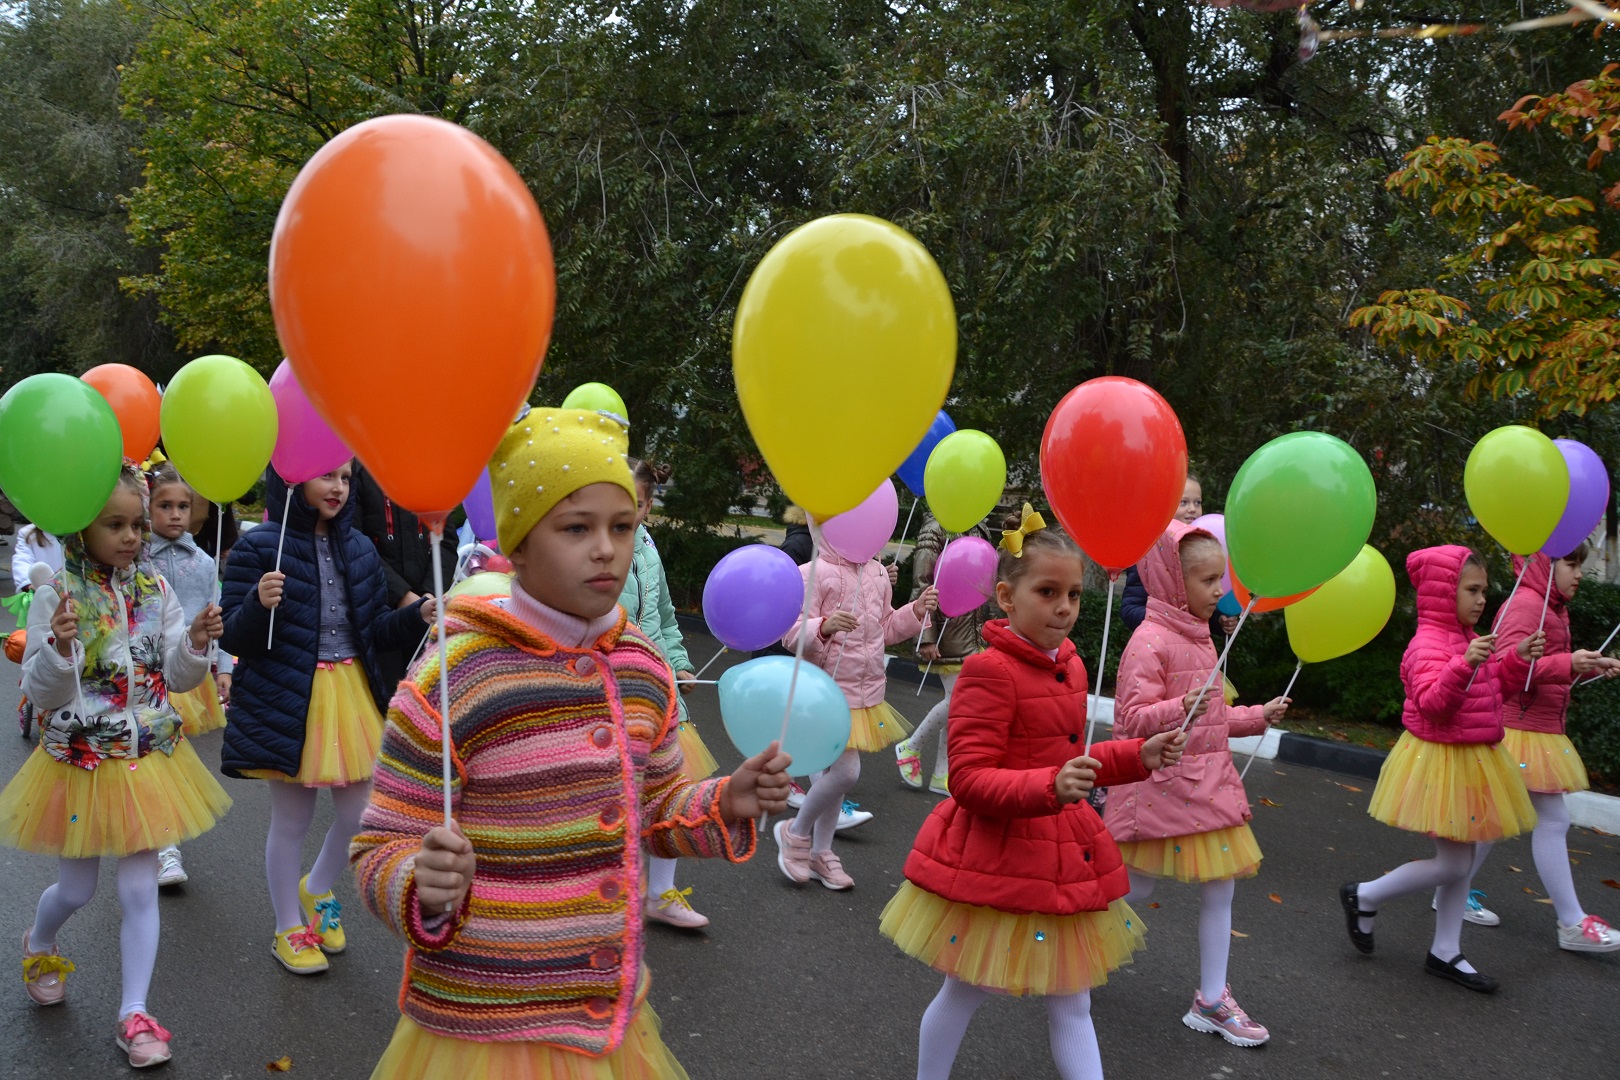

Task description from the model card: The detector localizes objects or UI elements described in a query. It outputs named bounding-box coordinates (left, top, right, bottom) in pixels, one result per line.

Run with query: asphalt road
left=0, top=618, right=1616, bottom=1079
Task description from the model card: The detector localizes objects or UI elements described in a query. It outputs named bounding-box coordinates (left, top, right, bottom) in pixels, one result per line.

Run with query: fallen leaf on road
left=1591, top=828, right=1616, bottom=837
left=1533, top=898, right=1554, bottom=905
left=1259, top=797, right=1283, bottom=808
left=1602, top=879, right=1620, bottom=890
left=1267, top=892, right=1283, bottom=904
left=1148, top=902, right=1160, bottom=909
left=1507, top=865, right=1522, bottom=873
left=1334, top=782, right=1364, bottom=793
left=1522, top=887, right=1539, bottom=895
left=1328, top=731, right=1350, bottom=742
left=1273, top=770, right=1287, bottom=776
left=267, top=1059, right=293, bottom=1073
left=1570, top=858, right=1581, bottom=865
left=1571, top=849, right=1593, bottom=855
left=1231, top=929, right=1249, bottom=938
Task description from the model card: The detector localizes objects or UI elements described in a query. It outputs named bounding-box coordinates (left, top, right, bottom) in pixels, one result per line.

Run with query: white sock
left=306, top=781, right=371, bottom=897
left=1045, top=991, right=1103, bottom=1080
left=116, top=851, right=160, bottom=1018
left=1529, top=792, right=1585, bottom=926
left=31, top=857, right=100, bottom=951
left=265, top=784, right=319, bottom=933
left=647, top=855, right=678, bottom=898
left=916, top=976, right=988, bottom=1080
left=1198, top=878, right=1235, bottom=1002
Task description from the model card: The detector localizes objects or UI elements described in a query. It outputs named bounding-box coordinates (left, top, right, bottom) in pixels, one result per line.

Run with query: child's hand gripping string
left=189, top=603, right=224, bottom=653
left=1055, top=755, right=1101, bottom=804
left=1572, top=650, right=1620, bottom=678
left=49, top=594, right=77, bottom=658
left=820, top=610, right=859, bottom=637
left=1515, top=629, right=1546, bottom=663
left=416, top=822, right=476, bottom=917
left=1182, top=687, right=1213, bottom=723
left=1262, top=696, right=1291, bottom=723
left=1463, top=633, right=1496, bottom=668
left=257, top=570, right=286, bottom=610
left=913, top=585, right=939, bottom=619
left=1140, top=728, right=1186, bottom=771
left=719, top=740, right=794, bottom=822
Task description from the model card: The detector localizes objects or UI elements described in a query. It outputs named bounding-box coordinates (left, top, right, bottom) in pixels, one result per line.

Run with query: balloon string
left=1280, top=657, right=1304, bottom=703
left=1464, top=558, right=1530, bottom=691
left=1083, top=580, right=1116, bottom=755
left=1574, top=617, right=1620, bottom=689
left=266, top=485, right=293, bottom=650
left=1180, top=596, right=1257, bottom=732
left=691, top=646, right=727, bottom=680
left=429, top=532, right=455, bottom=865
left=766, top=543, right=821, bottom=838
left=916, top=657, right=933, bottom=696
left=210, top=506, right=224, bottom=667
left=409, top=544, right=473, bottom=669
left=1524, top=572, right=1554, bottom=692
left=887, top=498, right=919, bottom=566
left=831, top=566, right=865, bottom=684
left=915, top=535, right=948, bottom=653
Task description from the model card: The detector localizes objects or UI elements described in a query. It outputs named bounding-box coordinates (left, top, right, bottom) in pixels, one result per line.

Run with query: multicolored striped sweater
left=350, top=594, right=755, bottom=1053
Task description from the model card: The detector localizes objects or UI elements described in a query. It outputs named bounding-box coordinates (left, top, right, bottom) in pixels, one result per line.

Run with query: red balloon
left=1229, top=563, right=1317, bottom=613
left=1040, top=377, right=1188, bottom=574
left=81, top=364, right=161, bottom=463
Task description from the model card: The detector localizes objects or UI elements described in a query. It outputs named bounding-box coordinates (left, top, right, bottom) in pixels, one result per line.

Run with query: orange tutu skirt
left=1501, top=727, right=1589, bottom=795
left=1117, top=823, right=1262, bottom=883
left=677, top=720, right=718, bottom=782
left=241, top=662, right=382, bottom=787
left=1367, top=731, right=1536, bottom=842
left=879, top=881, right=1144, bottom=996
left=0, top=740, right=232, bottom=858
left=848, top=701, right=911, bottom=752
left=370, top=1008, right=689, bottom=1080
left=173, top=676, right=227, bottom=737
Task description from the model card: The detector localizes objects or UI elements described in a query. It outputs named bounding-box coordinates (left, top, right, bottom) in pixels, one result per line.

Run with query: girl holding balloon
left=1103, top=522, right=1289, bottom=1047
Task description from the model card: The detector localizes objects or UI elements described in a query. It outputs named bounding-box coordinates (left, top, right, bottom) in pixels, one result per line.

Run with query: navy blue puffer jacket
left=219, top=465, right=426, bottom=779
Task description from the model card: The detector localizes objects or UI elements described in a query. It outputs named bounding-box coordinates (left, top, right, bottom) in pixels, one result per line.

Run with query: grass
left=1276, top=707, right=1401, bottom=751
left=721, top=514, right=779, bottom=529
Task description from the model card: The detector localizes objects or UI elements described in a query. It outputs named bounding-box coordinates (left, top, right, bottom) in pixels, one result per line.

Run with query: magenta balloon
left=1188, top=512, right=1231, bottom=591
left=819, top=478, right=899, bottom=563
left=1542, top=440, right=1609, bottom=559
left=935, top=536, right=999, bottom=617
left=268, top=359, right=351, bottom=484
left=702, top=544, right=805, bottom=651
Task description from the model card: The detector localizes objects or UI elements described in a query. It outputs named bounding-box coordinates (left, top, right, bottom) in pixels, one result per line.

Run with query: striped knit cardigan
left=350, top=595, right=755, bottom=1053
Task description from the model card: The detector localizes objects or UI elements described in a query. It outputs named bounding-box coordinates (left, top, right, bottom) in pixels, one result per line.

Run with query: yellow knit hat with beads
left=491, top=408, right=637, bottom=555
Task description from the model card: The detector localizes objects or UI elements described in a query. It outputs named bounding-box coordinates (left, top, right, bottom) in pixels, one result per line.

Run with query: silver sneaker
left=156, top=847, right=188, bottom=888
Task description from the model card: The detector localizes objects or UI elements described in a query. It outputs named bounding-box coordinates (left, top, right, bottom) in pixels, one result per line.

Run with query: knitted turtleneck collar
left=505, top=579, right=622, bottom=649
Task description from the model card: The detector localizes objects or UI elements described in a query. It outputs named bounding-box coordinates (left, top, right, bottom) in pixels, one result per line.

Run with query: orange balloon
left=269, top=115, right=555, bottom=516
left=1229, top=562, right=1317, bottom=613
left=81, top=364, right=160, bottom=463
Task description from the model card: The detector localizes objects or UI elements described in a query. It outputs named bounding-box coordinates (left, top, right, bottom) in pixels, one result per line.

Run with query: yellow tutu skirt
left=1367, top=730, right=1536, bottom=842
left=1117, top=823, right=1262, bottom=883
left=848, top=701, right=911, bottom=752
left=173, top=677, right=227, bottom=737
left=677, top=721, right=717, bottom=782
left=370, top=1009, right=689, bottom=1080
left=241, top=662, right=383, bottom=787
left=0, top=740, right=232, bottom=858
left=879, top=881, right=1144, bottom=996
left=1501, top=727, right=1589, bottom=795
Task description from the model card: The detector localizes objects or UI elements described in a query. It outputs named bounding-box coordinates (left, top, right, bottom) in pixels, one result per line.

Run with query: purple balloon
left=268, top=359, right=351, bottom=484
left=463, top=468, right=497, bottom=543
left=935, top=536, right=998, bottom=617
left=1188, top=512, right=1231, bottom=592
left=1542, top=440, right=1608, bottom=559
left=703, top=545, right=805, bottom=651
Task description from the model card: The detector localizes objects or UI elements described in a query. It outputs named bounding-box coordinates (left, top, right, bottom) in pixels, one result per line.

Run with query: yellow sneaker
left=299, top=876, right=346, bottom=954
left=271, top=927, right=330, bottom=975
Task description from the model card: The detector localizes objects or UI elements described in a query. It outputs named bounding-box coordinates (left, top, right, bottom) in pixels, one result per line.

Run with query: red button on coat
left=585, top=996, right=612, bottom=1018
left=599, top=878, right=622, bottom=901
left=590, top=725, right=613, bottom=749
left=599, top=805, right=623, bottom=827
left=590, top=947, right=618, bottom=970
left=576, top=655, right=596, bottom=676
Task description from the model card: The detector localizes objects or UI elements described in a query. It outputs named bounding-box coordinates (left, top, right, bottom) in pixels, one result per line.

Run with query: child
left=187, top=491, right=239, bottom=563
left=1103, top=521, right=1288, bottom=1046
left=1340, top=546, right=1540, bottom=992
left=620, top=456, right=720, bottom=929
left=777, top=525, right=937, bottom=889
left=10, top=521, right=64, bottom=590
left=0, top=466, right=230, bottom=1068
left=1459, top=547, right=1620, bottom=950
left=146, top=465, right=234, bottom=887
left=879, top=514, right=1184, bottom=1080
left=219, top=461, right=432, bottom=976
left=350, top=410, right=791, bottom=1079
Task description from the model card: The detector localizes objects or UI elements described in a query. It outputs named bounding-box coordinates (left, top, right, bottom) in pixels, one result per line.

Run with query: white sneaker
left=786, top=780, right=807, bottom=810
left=1432, top=889, right=1498, bottom=927
left=835, top=800, right=873, bottom=832
left=1559, top=915, right=1620, bottom=953
left=156, top=847, right=188, bottom=888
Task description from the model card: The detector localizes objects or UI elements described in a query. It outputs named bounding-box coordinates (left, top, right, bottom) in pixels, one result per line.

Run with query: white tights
left=647, top=855, right=679, bottom=898
left=1357, top=837, right=1478, bottom=971
left=265, top=781, right=372, bottom=933
left=790, top=747, right=860, bottom=853
left=1466, top=792, right=1585, bottom=926
left=917, top=976, right=1101, bottom=1080
left=1124, top=871, right=1236, bottom=1002
left=907, top=673, right=957, bottom=777
left=30, top=851, right=160, bottom=1018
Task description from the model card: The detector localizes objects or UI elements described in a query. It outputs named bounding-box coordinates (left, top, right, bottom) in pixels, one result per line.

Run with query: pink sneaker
left=21, top=931, right=73, bottom=1006
left=1182, top=986, right=1269, bottom=1047
left=774, top=820, right=811, bottom=884
left=116, top=1011, right=173, bottom=1068
left=647, top=887, right=710, bottom=930
left=808, top=850, right=854, bottom=890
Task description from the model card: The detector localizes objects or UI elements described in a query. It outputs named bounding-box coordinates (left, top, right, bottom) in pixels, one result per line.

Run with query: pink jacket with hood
left=783, top=546, right=924, bottom=708
left=1399, top=545, right=1505, bottom=745
left=1495, top=553, right=1574, bottom=736
left=1103, top=521, right=1268, bottom=843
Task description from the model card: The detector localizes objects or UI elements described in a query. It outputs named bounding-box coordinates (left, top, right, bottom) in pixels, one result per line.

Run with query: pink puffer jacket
left=1103, top=522, right=1268, bottom=843
left=1399, top=545, right=1504, bottom=745
left=1495, top=553, right=1573, bottom=736
left=783, top=548, right=924, bottom=708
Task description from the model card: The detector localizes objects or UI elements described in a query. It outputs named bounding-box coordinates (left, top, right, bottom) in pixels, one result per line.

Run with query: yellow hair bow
left=998, top=503, right=1047, bottom=558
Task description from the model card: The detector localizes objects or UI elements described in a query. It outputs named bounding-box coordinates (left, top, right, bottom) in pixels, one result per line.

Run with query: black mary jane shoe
left=1339, top=883, right=1375, bottom=954
left=1424, top=952, right=1499, bottom=994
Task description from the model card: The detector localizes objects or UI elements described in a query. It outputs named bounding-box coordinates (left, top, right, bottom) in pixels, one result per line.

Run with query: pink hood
left=1497, top=553, right=1574, bottom=735
left=1399, top=545, right=1503, bottom=745
left=783, top=546, right=924, bottom=708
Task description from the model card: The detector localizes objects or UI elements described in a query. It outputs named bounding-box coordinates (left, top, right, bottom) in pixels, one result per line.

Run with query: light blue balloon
left=718, top=656, right=852, bottom=775
left=1217, top=591, right=1242, bottom=617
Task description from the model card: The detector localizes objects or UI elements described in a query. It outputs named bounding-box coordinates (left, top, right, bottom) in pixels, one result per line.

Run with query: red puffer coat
left=902, top=620, right=1149, bottom=916
left=1497, top=553, right=1574, bottom=735
left=1400, top=545, right=1505, bottom=745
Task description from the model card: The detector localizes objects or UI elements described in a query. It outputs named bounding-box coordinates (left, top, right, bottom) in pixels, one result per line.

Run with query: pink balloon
left=269, top=359, right=351, bottom=484
left=1189, top=513, right=1231, bottom=591
left=935, top=536, right=998, bottom=617
left=819, top=478, right=899, bottom=563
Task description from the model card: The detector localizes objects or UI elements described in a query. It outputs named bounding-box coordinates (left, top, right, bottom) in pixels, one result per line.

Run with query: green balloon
left=0, top=373, right=125, bottom=535
left=448, top=572, right=512, bottom=599
left=561, top=382, right=628, bottom=424
left=1226, top=431, right=1376, bottom=599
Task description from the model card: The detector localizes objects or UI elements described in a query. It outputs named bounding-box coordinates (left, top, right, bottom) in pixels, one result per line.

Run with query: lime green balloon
left=924, top=430, right=1006, bottom=533
left=1464, top=425, right=1568, bottom=556
left=562, top=382, right=628, bottom=423
left=1285, top=545, right=1396, bottom=664
left=0, top=373, right=124, bottom=535
left=448, top=572, right=512, bottom=599
left=161, top=355, right=278, bottom=504
left=1226, top=432, right=1377, bottom=599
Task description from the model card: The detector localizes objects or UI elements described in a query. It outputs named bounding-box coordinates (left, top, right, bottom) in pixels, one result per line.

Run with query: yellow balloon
left=1284, top=545, right=1396, bottom=664
left=924, top=430, right=1006, bottom=533
left=160, top=355, right=278, bottom=504
left=1464, top=425, right=1569, bottom=555
left=733, top=214, right=955, bottom=520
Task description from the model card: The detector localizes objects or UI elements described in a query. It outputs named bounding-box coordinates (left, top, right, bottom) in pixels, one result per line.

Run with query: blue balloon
left=1217, top=591, right=1242, bottom=617
left=718, top=656, right=851, bottom=774
left=896, top=410, right=956, bottom=498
